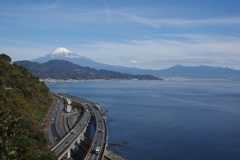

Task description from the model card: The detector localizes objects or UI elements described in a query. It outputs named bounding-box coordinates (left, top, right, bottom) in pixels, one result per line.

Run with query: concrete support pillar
left=77, top=137, right=80, bottom=144
left=80, top=133, right=84, bottom=140
left=67, top=150, right=71, bottom=158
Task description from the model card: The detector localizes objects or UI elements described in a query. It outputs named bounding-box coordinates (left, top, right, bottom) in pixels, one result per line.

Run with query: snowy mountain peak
left=52, top=47, right=72, bottom=55
left=47, top=47, right=81, bottom=58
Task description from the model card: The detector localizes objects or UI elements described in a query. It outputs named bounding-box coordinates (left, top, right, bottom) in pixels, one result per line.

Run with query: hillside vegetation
left=0, top=54, right=56, bottom=159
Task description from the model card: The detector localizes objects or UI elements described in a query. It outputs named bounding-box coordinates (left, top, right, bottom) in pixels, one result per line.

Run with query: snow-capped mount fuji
left=43, top=47, right=81, bottom=58
left=32, top=47, right=109, bottom=69
left=21, top=47, right=240, bottom=80
left=31, top=47, right=163, bottom=75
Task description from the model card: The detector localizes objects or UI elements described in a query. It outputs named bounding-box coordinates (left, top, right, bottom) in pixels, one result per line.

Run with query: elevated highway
left=85, top=103, right=107, bottom=160
left=49, top=94, right=108, bottom=160
left=50, top=98, right=66, bottom=141
left=51, top=106, right=91, bottom=159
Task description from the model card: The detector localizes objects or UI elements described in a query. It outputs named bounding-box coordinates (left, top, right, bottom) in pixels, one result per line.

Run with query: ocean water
left=47, top=81, right=240, bottom=160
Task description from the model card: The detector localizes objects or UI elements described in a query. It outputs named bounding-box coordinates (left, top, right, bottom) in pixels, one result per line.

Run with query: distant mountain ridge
left=32, top=47, right=104, bottom=66
left=157, top=65, right=240, bottom=80
left=31, top=47, right=240, bottom=80
left=32, top=47, right=155, bottom=75
left=15, top=60, right=160, bottom=80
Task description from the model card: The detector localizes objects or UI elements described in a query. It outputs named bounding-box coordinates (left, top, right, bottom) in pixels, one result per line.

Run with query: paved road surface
left=86, top=103, right=107, bottom=160
left=51, top=102, right=91, bottom=157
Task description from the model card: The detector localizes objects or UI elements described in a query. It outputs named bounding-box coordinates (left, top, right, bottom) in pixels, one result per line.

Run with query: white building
left=66, top=105, right=72, bottom=113
left=67, top=98, right=72, bottom=105
left=66, top=98, right=72, bottom=112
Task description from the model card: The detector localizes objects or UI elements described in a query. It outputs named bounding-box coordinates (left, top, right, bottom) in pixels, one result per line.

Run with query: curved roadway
left=49, top=94, right=107, bottom=160
left=52, top=107, right=91, bottom=156
left=50, top=98, right=66, bottom=141
left=51, top=95, right=91, bottom=158
left=85, top=103, right=107, bottom=160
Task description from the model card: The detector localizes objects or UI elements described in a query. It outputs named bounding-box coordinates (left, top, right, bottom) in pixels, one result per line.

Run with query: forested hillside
left=0, top=54, right=56, bottom=159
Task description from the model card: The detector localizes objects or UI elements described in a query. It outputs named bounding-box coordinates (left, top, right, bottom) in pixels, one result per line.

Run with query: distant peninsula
left=15, top=60, right=161, bottom=81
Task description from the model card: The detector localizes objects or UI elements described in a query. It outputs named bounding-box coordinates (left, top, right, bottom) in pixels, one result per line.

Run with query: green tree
left=0, top=54, right=56, bottom=159
left=0, top=54, right=11, bottom=62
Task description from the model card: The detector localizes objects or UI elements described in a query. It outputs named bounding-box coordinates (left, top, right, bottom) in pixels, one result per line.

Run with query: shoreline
left=41, top=78, right=162, bottom=83
left=42, top=78, right=238, bottom=83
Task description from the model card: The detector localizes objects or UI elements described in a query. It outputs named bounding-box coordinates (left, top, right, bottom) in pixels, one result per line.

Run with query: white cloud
left=75, top=34, right=240, bottom=70
left=139, top=59, right=240, bottom=70
left=2, top=33, right=240, bottom=70
left=0, top=2, right=108, bottom=29
left=156, top=17, right=240, bottom=27
left=113, top=11, right=161, bottom=28
left=130, top=60, right=138, bottom=64
left=102, top=0, right=112, bottom=24
left=1, top=2, right=240, bottom=70
left=1, top=47, right=48, bottom=61
left=2, top=2, right=240, bottom=30
left=0, top=37, right=57, bottom=61
left=0, top=17, right=50, bottom=30
left=112, top=10, right=240, bottom=28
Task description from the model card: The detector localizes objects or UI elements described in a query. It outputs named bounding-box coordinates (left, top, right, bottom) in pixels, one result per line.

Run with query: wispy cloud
left=130, top=60, right=138, bottom=64
left=0, top=2, right=106, bottom=29
left=3, top=2, right=239, bottom=29
left=113, top=10, right=240, bottom=28
left=102, top=0, right=112, bottom=24
left=140, top=59, right=240, bottom=70
left=75, top=34, right=240, bottom=69
left=1, top=46, right=53, bottom=61
left=113, top=11, right=161, bottom=28
left=157, top=17, right=240, bottom=27
left=0, top=17, right=50, bottom=30
left=1, top=1, right=239, bottom=71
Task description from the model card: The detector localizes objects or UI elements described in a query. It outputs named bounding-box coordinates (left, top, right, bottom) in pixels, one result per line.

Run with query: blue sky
left=1, top=0, right=240, bottom=70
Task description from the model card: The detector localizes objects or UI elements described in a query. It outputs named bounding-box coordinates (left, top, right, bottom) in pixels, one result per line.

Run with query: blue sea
left=47, top=81, right=240, bottom=160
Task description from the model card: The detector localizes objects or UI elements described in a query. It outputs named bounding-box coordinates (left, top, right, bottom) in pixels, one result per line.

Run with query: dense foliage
left=0, top=54, right=57, bottom=160
left=71, top=101, right=84, bottom=110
